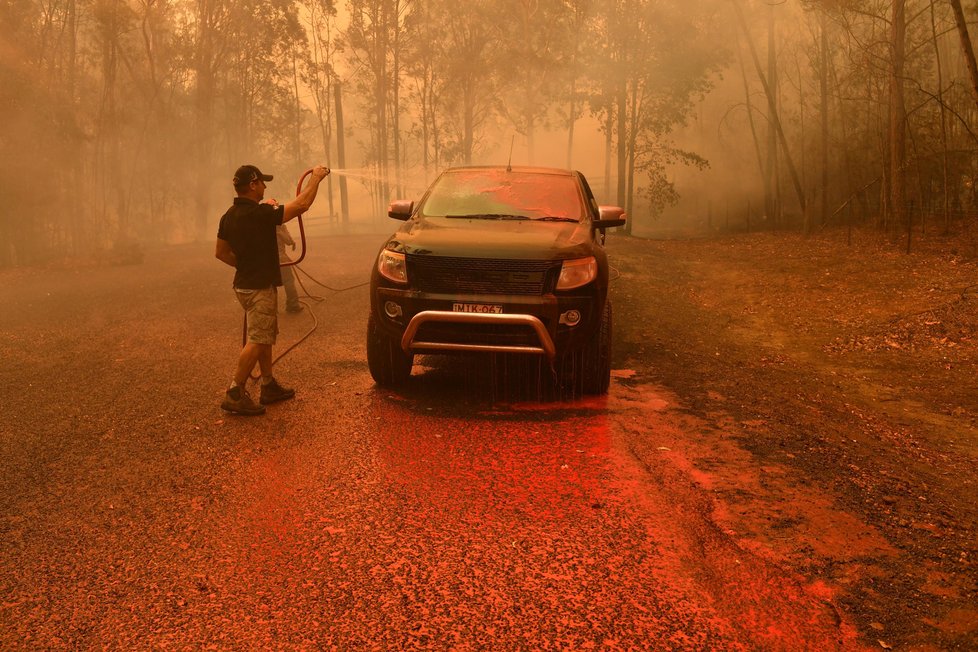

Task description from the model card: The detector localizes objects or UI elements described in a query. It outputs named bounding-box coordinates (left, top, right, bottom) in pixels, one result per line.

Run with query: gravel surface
left=1, top=231, right=975, bottom=649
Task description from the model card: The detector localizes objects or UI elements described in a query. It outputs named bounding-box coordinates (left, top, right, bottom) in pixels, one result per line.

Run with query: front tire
left=582, top=300, right=612, bottom=395
left=367, top=313, right=413, bottom=386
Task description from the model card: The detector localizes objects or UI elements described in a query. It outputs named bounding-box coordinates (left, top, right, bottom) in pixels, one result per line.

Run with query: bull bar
left=400, top=311, right=556, bottom=361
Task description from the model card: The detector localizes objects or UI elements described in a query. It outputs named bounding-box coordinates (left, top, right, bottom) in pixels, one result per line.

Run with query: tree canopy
left=4, top=0, right=978, bottom=265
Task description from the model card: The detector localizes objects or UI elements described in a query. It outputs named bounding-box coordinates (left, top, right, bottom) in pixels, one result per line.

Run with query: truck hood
left=386, top=216, right=593, bottom=260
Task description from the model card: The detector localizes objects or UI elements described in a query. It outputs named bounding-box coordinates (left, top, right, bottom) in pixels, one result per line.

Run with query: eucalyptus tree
left=889, top=0, right=908, bottom=229
left=948, top=0, right=978, bottom=109
left=426, top=0, right=500, bottom=165
left=818, top=6, right=831, bottom=229
left=220, top=0, right=308, bottom=161
left=4, top=0, right=199, bottom=259
left=629, top=1, right=719, bottom=219
left=190, top=0, right=232, bottom=239
left=88, top=0, right=152, bottom=241
left=304, top=0, right=340, bottom=158
left=732, top=0, right=808, bottom=228
left=344, top=0, right=402, bottom=202
left=186, top=0, right=308, bottom=237
left=590, top=0, right=720, bottom=229
left=493, top=0, right=576, bottom=165
left=559, top=0, right=594, bottom=169
left=29, top=0, right=185, bottom=247
left=1, top=0, right=87, bottom=262
left=821, top=0, right=956, bottom=233
left=121, top=0, right=187, bottom=243
left=401, top=0, right=506, bottom=172
left=401, top=0, right=448, bottom=176
left=815, top=2, right=891, bottom=223
left=724, top=0, right=978, bottom=243
left=301, top=0, right=341, bottom=218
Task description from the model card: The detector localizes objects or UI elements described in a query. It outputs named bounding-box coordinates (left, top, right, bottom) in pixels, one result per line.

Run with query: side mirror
left=593, top=205, right=626, bottom=229
left=388, top=200, right=414, bottom=221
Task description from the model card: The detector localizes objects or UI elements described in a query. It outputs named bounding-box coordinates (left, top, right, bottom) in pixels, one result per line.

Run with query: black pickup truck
left=367, top=166, right=626, bottom=394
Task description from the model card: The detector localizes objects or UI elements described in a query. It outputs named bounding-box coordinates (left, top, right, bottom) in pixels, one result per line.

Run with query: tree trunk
left=67, top=0, right=82, bottom=254
left=889, top=0, right=907, bottom=229
left=463, top=84, right=474, bottom=164
left=766, top=3, right=779, bottom=224
left=828, top=38, right=857, bottom=230
left=625, top=83, right=637, bottom=235
left=334, top=81, right=350, bottom=224
left=731, top=0, right=807, bottom=224
left=566, top=81, right=576, bottom=168
left=798, top=54, right=807, bottom=232
left=309, top=1, right=335, bottom=220
left=193, top=0, right=216, bottom=241
left=616, top=82, right=627, bottom=211
left=932, top=0, right=951, bottom=233
left=604, top=109, right=613, bottom=200
left=291, top=43, right=303, bottom=168
left=374, top=3, right=389, bottom=203
left=421, top=67, right=431, bottom=175
left=392, top=0, right=402, bottom=197
left=736, top=36, right=766, bottom=200
left=949, top=0, right=978, bottom=109
left=819, top=10, right=829, bottom=230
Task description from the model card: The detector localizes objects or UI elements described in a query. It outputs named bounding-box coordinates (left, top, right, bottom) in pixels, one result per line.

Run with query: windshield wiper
left=445, top=213, right=531, bottom=220
left=534, top=216, right=579, bottom=222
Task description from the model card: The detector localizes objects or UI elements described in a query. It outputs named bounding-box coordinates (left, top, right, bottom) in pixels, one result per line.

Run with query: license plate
left=452, top=303, right=503, bottom=314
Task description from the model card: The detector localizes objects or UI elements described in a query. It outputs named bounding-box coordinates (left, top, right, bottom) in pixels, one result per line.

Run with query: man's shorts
left=235, top=287, right=278, bottom=345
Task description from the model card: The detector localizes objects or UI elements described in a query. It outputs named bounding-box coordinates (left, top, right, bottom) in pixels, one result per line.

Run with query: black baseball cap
left=232, top=164, right=273, bottom=186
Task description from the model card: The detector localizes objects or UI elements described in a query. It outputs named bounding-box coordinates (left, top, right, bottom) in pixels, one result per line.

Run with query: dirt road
left=1, top=231, right=975, bottom=649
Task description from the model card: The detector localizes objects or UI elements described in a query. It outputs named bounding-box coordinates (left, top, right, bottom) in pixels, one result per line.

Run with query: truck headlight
left=378, top=250, right=408, bottom=283
left=556, top=256, right=597, bottom=290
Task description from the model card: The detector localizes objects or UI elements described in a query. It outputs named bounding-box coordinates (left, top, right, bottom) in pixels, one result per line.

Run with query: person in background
left=215, top=163, right=329, bottom=416
left=276, top=223, right=303, bottom=313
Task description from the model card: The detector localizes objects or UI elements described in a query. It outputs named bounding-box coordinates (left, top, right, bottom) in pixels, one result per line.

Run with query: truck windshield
left=420, top=170, right=584, bottom=222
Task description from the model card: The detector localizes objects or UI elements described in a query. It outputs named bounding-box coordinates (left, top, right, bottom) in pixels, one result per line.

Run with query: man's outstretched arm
left=282, top=166, right=330, bottom=223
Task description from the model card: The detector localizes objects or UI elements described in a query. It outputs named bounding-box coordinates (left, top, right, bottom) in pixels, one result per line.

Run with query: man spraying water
left=215, top=163, right=330, bottom=416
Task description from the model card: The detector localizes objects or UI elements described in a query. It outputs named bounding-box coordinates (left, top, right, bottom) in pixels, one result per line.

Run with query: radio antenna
left=506, top=135, right=515, bottom=172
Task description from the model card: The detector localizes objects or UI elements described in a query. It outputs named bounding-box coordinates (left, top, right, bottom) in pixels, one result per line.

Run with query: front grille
left=407, top=255, right=558, bottom=295
left=415, top=321, right=546, bottom=348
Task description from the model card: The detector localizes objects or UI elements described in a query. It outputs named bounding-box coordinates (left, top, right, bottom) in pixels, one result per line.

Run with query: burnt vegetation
left=4, top=0, right=978, bottom=264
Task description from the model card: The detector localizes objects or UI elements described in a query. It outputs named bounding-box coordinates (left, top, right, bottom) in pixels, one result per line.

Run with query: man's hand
left=312, top=165, right=330, bottom=179
left=263, top=198, right=280, bottom=207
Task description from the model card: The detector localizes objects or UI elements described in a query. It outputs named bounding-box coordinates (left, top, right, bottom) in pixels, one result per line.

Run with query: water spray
left=280, top=166, right=381, bottom=266
left=325, top=167, right=391, bottom=183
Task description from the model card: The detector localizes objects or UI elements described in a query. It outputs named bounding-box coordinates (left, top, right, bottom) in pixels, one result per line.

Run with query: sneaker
left=221, top=386, right=266, bottom=416
left=285, top=303, right=303, bottom=313
left=260, top=378, right=296, bottom=404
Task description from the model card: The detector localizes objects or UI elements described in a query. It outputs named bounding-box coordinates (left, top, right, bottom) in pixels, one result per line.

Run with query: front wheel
left=582, top=300, right=612, bottom=395
left=367, top=313, right=413, bottom=386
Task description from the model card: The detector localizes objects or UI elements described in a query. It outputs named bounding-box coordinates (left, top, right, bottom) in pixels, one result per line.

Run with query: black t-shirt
left=217, top=197, right=286, bottom=289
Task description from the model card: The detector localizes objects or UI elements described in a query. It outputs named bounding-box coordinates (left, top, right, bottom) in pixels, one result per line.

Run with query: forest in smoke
left=3, top=0, right=978, bottom=265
